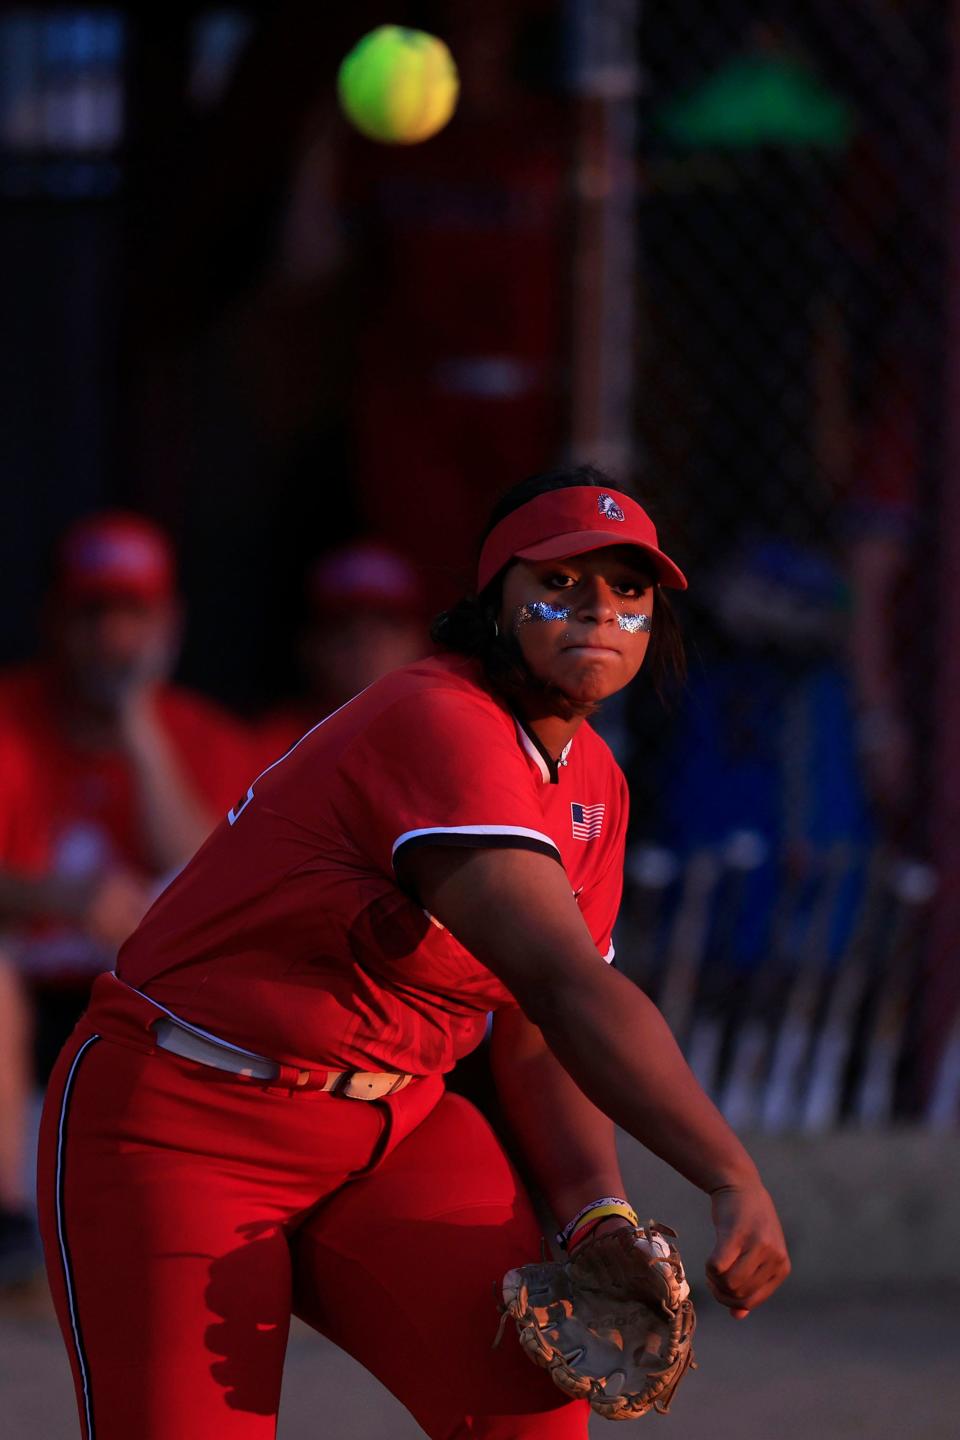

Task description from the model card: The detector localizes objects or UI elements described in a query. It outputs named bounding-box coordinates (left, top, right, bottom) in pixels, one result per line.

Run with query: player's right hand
left=706, top=1182, right=790, bottom=1319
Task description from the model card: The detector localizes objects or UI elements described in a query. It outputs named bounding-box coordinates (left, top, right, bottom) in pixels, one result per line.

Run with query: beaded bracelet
left=556, top=1196, right=640, bottom=1251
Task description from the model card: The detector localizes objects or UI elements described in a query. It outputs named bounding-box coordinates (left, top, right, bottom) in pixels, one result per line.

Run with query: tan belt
left=151, top=1017, right=413, bottom=1100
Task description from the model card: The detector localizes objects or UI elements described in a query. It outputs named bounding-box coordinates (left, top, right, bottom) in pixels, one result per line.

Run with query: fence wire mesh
left=2, top=3, right=954, bottom=1136
left=606, top=1, right=949, bottom=1130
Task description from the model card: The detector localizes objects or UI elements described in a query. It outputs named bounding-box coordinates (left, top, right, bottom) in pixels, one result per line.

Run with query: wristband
left=567, top=1208, right=641, bottom=1254
left=566, top=1215, right=621, bottom=1254
left=556, top=1197, right=640, bottom=1250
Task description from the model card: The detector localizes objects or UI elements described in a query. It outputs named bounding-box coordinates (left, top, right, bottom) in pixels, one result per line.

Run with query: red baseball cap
left=477, top=487, right=688, bottom=593
left=55, top=511, right=176, bottom=605
left=309, top=541, right=423, bottom=617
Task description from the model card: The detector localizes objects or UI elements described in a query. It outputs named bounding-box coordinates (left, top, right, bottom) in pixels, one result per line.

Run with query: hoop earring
left=492, top=618, right=500, bottom=639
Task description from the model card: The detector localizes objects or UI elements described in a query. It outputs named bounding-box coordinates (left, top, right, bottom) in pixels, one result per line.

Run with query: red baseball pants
left=37, top=980, right=587, bottom=1439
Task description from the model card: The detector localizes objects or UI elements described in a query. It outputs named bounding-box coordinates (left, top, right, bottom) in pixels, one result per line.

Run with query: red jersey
left=0, top=663, right=253, bottom=978
left=118, top=654, right=628, bottom=1075
left=249, top=701, right=322, bottom=776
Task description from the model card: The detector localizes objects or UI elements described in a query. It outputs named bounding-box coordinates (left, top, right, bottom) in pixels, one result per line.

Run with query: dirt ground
left=3, top=1283, right=956, bottom=1439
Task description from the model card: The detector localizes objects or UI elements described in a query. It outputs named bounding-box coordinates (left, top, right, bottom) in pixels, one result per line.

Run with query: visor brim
left=514, top=532, right=688, bottom=590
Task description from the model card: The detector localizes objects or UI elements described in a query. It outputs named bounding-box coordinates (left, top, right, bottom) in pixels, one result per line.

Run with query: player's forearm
left=526, top=967, right=760, bottom=1197
left=0, top=952, right=32, bottom=1207
left=121, top=700, right=216, bottom=870
left=410, top=846, right=761, bottom=1197
left=490, top=1009, right=626, bottom=1227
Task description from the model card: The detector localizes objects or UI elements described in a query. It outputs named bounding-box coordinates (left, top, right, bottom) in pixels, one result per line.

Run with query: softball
left=337, top=26, right=459, bottom=145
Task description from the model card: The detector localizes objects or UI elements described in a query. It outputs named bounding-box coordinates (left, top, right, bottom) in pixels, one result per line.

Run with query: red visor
left=56, top=512, right=176, bottom=605
left=477, top=487, right=687, bottom=593
left=310, top=541, right=423, bottom=617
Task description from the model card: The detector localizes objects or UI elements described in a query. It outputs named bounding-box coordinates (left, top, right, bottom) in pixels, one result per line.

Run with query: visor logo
left=597, top=493, right=625, bottom=522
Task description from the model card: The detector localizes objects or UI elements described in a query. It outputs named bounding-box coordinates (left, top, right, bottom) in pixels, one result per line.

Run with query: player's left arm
left=490, top=768, right=632, bottom=1242
left=490, top=1003, right=628, bottom=1237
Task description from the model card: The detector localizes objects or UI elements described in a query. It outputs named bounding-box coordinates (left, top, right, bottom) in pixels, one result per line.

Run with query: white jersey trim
left=514, top=724, right=551, bottom=783
left=391, top=824, right=561, bottom=860
left=109, top=973, right=275, bottom=1063
left=604, top=940, right=615, bottom=964
left=228, top=683, right=373, bottom=824
left=513, top=721, right=574, bottom=785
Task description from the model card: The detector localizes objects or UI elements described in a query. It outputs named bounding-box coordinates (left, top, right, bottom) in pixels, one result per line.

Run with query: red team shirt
left=0, top=664, right=252, bottom=978
left=118, top=654, right=628, bottom=1075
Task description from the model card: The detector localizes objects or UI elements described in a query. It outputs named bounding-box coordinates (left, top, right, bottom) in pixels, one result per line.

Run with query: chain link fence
left=1, top=3, right=953, bottom=1135
left=604, top=1, right=949, bottom=1130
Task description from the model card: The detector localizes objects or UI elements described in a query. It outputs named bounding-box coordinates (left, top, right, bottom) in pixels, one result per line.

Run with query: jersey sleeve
left=334, top=687, right=563, bottom=879
left=576, top=768, right=629, bottom=964
left=161, top=693, right=259, bottom=818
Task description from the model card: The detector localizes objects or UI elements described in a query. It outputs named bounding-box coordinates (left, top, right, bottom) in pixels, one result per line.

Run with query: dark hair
left=431, top=464, right=686, bottom=711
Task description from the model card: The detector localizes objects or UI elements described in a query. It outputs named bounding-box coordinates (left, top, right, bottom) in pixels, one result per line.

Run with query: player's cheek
left=516, top=629, right=551, bottom=673
left=537, top=628, right=569, bottom=669
left=622, top=637, right=650, bottom=682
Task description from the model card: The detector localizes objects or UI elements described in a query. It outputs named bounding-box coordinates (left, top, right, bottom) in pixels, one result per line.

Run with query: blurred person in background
left=0, top=512, right=252, bottom=1286
left=846, top=357, right=925, bottom=849
left=346, top=0, right=569, bottom=611
left=252, top=539, right=427, bottom=765
left=634, top=19, right=879, bottom=979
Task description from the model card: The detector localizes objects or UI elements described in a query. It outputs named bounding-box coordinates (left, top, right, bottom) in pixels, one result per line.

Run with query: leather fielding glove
left=500, top=1222, right=696, bottom=1421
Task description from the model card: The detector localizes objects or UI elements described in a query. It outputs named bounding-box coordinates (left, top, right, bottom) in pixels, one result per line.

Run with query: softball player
left=38, top=468, right=789, bottom=1439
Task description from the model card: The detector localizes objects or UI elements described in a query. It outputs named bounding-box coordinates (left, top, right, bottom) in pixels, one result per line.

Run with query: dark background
left=2, top=0, right=958, bottom=1125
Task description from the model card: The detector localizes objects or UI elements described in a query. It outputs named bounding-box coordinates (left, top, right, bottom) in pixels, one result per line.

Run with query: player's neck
left=520, top=708, right=585, bottom=762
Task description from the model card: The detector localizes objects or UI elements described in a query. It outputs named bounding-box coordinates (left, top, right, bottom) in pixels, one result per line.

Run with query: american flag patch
left=571, top=802, right=605, bottom=840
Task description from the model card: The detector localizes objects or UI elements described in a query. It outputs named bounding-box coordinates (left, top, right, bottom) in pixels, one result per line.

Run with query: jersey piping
left=228, top=684, right=373, bottom=825
left=392, top=823, right=562, bottom=868
left=111, top=972, right=276, bottom=1062
left=54, top=1034, right=100, bottom=1440
left=513, top=719, right=574, bottom=785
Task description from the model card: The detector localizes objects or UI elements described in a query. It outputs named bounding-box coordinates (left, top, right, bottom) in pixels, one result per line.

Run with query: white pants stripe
left=53, top=1034, right=101, bottom=1440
